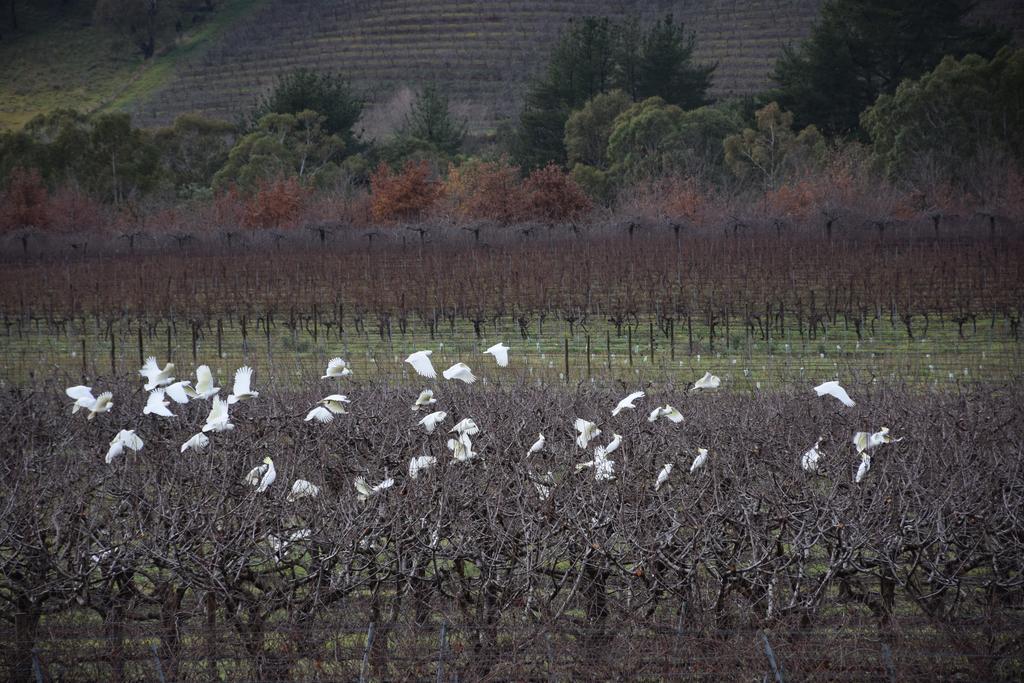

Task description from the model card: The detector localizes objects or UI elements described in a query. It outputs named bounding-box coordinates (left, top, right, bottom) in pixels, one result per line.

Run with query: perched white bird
left=648, top=405, right=684, bottom=423
left=354, top=476, right=394, bottom=502
left=600, top=433, right=623, bottom=456
left=692, top=372, right=721, bottom=391
left=855, top=453, right=872, bottom=483
left=106, top=429, right=143, bottom=464
left=227, top=366, right=259, bottom=404
left=202, top=396, right=233, bottom=433
left=690, top=448, right=709, bottom=474
left=321, top=357, right=352, bottom=379
left=443, top=362, right=476, bottom=384
left=853, top=427, right=898, bottom=453
left=287, top=479, right=321, bottom=502
left=409, top=455, right=437, bottom=479
left=163, top=380, right=192, bottom=404
left=245, top=456, right=276, bottom=493
left=180, top=432, right=210, bottom=453
left=419, top=411, right=448, bottom=434
left=305, top=406, right=335, bottom=424
left=412, top=389, right=436, bottom=411
left=814, top=381, right=856, bottom=407
left=447, top=433, right=477, bottom=462
left=184, top=365, right=220, bottom=400
left=612, top=391, right=645, bottom=416
left=405, top=350, right=437, bottom=379
left=143, top=389, right=174, bottom=418
left=88, top=392, right=114, bottom=420
left=574, top=418, right=601, bottom=449
left=654, top=463, right=674, bottom=491
left=140, top=356, right=175, bottom=391
left=801, top=438, right=823, bottom=472
left=65, top=385, right=94, bottom=414
left=484, top=343, right=510, bottom=367
left=527, top=433, right=546, bottom=456
left=576, top=448, right=615, bottom=481
left=450, top=417, right=480, bottom=436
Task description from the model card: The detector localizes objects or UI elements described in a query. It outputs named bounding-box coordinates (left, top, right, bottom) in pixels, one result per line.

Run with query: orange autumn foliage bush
left=1, top=167, right=49, bottom=232
left=445, top=157, right=526, bottom=224
left=370, top=160, right=444, bottom=223
left=520, top=162, right=591, bottom=222
left=244, top=177, right=308, bottom=229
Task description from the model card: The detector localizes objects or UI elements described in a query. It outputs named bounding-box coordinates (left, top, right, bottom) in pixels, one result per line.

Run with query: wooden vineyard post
left=628, top=327, right=633, bottom=366
left=606, top=330, right=612, bottom=370
left=670, top=319, right=675, bottom=360
left=110, top=330, right=116, bottom=375
left=138, top=324, right=144, bottom=367
left=166, top=323, right=172, bottom=362
left=586, top=334, right=591, bottom=378
left=564, top=337, right=569, bottom=382
left=217, top=319, right=223, bottom=359
left=81, top=337, right=87, bottom=376
left=649, top=320, right=655, bottom=362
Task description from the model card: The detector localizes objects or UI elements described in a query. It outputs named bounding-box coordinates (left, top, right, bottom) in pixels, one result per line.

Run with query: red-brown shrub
left=445, top=157, right=527, bottom=224
left=244, top=177, right=308, bottom=230
left=370, top=160, right=444, bottom=223
left=1, top=167, right=49, bottom=232
left=520, top=162, right=591, bottom=222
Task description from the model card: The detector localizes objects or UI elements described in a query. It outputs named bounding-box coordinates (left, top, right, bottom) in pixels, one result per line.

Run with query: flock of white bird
left=65, top=345, right=900, bottom=504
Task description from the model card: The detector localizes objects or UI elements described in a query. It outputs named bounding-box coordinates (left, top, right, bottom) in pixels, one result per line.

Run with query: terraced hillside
left=123, top=0, right=823, bottom=132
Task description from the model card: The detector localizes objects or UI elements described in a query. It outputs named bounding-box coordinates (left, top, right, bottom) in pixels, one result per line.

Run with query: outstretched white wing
left=195, top=365, right=214, bottom=394
left=164, top=381, right=191, bottom=404
left=612, top=391, right=645, bottom=416
left=814, top=381, right=855, bottom=407
left=139, top=356, right=160, bottom=380
left=144, top=390, right=174, bottom=417
left=443, top=363, right=476, bottom=384
left=233, top=366, right=253, bottom=395
left=484, top=343, right=509, bottom=367
left=692, top=372, right=721, bottom=390
left=406, top=350, right=436, bottom=379
left=305, top=406, right=334, bottom=424
left=181, top=432, right=210, bottom=453
left=116, top=429, right=144, bottom=451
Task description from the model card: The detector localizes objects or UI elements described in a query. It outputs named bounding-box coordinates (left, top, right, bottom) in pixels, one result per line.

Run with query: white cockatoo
left=184, top=365, right=220, bottom=400
left=853, top=427, right=899, bottom=453
left=412, top=389, right=436, bottom=411
left=266, top=529, right=312, bottom=560
left=443, top=362, right=476, bottom=384
left=405, top=350, right=437, bottom=379
left=180, top=432, right=209, bottom=453
left=202, top=396, right=233, bottom=432
left=106, top=429, right=143, bottom=464
left=163, top=380, right=192, bottom=405
left=450, top=417, right=480, bottom=436
left=143, top=389, right=175, bottom=418
left=600, top=433, right=623, bottom=456
left=245, top=456, right=276, bottom=493
left=690, top=448, right=709, bottom=473
left=654, top=463, right=674, bottom=491
left=575, top=448, right=615, bottom=481
left=66, top=385, right=94, bottom=414
left=87, top=392, right=114, bottom=420
left=419, top=411, right=448, bottom=434
left=801, top=438, right=823, bottom=472
left=354, top=476, right=394, bottom=502
left=612, top=391, right=645, bottom=416
left=814, top=381, right=855, bottom=407
left=484, top=343, right=510, bottom=367
left=409, top=455, right=437, bottom=479
left=574, top=418, right=601, bottom=449
left=228, top=366, right=259, bottom=404
left=855, top=453, right=872, bottom=483
left=306, top=395, right=350, bottom=423
left=692, top=372, right=721, bottom=391
left=321, top=357, right=352, bottom=379
left=287, top=479, right=321, bottom=502
left=139, top=356, right=175, bottom=391
left=447, top=433, right=477, bottom=463
left=527, top=433, right=545, bottom=456
left=648, top=405, right=684, bottom=423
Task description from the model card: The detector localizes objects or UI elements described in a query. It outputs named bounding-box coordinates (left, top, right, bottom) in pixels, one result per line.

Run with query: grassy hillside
left=2, top=0, right=1021, bottom=133
left=0, top=0, right=265, bottom=130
